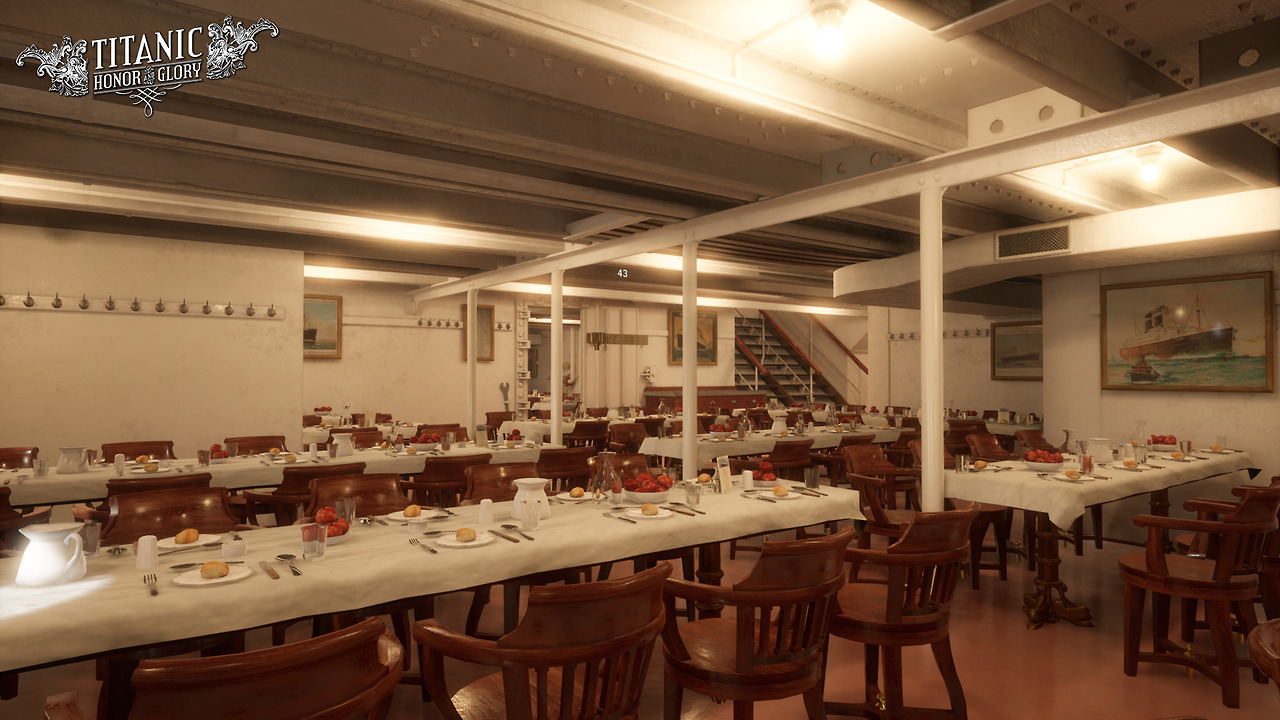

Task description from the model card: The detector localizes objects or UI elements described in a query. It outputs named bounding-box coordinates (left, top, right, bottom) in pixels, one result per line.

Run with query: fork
left=408, top=538, right=438, bottom=554
left=143, top=573, right=158, bottom=596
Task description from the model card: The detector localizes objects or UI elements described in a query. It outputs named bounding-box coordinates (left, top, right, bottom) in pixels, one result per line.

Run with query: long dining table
left=638, top=427, right=899, bottom=468
left=0, top=485, right=861, bottom=681
left=944, top=449, right=1260, bottom=629
left=3, top=442, right=564, bottom=506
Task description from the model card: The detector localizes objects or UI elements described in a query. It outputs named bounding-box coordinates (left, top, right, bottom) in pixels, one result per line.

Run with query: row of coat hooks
left=415, top=318, right=513, bottom=330
left=888, top=328, right=989, bottom=341
left=0, top=293, right=284, bottom=319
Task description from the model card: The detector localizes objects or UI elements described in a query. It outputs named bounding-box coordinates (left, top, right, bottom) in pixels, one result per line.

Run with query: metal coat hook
left=246, top=302, right=255, bottom=317
left=267, top=304, right=276, bottom=318
left=105, top=296, right=116, bottom=311
left=23, top=292, right=34, bottom=308
left=202, top=300, right=211, bottom=315
left=79, top=295, right=89, bottom=310
left=224, top=301, right=234, bottom=316
left=155, top=298, right=165, bottom=313
left=130, top=297, right=141, bottom=312
left=179, top=299, right=188, bottom=314
left=51, top=293, right=62, bottom=309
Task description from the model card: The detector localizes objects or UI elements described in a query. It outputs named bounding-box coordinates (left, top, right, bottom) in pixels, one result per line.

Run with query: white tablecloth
left=638, top=429, right=853, bottom=468
left=0, top=485, right=861, bottom=674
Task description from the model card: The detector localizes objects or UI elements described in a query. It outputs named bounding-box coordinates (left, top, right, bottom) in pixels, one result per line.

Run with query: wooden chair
left=883, top=430, right=920, bottom=469
left=416, top=423, right=463, bottom=439
left=350, top=412, right=366, bottom=427
left=661, top=526, right=857, bottom=720
left=240, top=463, right=365, bottom=526
left=222, top=435, right=288, bottom=455
left=43, top=618, right=403, bottom=720
left=1015, top=428, right=1057, bottom=453
left=0, top=446, right=37, bottom=470
left=668, top=418, right=707, bottom=436
left=588, top=452, right=652, bottom=482
left=635, top=416, right=667, bottom=437
left=100, top=441, right=176, bottom=462
left=962, top=432, right=1016, bottom=462
left=845, top=444, right=920, bottom=512
left=586, top=405, right=609, bottom=417
left=302, top=414, right=323, bottom=427
left=416, top=564, right=671, bottom=720
left=330, top=428, right=382, bottom=449
left=563, top=419, right=610, bottom=451
left=535, top=447, right=594, bottom=493
left=982, top=409, right=1000, bottom=420
left=729, top=438, right=815, bottom=482
left=400, top=454, right=491, bottom=508
left=1247, top=619, right=1280, bottom=689
left=485, top=411, right=513, bottom=441
left=100, top=487, right=254, bottom=546
left=811, top=434, right=875, bottom=487
left=943, top=420, right=987, bottom=457
left=608, top=422, right=649, bottom=453
left=462, top=462, right=538, bottom=505
left=305, top=473, right=412, bottom=518
left=374, top=412, right=393, bottom=425
left=1119, top=484, right=1280, bottom=708
left=824, top=503, right=981, bottom=720
left=844, top=471, right=919, bottom=552
left=0, top=487, right=52, bottom=550
left=73, top=473, right=214, bottom=525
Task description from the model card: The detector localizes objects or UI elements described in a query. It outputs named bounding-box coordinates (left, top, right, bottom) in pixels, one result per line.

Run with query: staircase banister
left=811, top=316, right=869, bottom=375
left=759, top=310, right=823, bottom=375
left=735, top=336, right=772, bottom=376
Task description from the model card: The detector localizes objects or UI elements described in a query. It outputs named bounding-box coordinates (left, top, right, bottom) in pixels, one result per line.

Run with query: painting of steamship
left=1102, top=272, right=1273, bottom=392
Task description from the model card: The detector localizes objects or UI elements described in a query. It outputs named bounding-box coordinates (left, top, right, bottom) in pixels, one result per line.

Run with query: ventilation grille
left=995, top=224, right=1069, bottom=260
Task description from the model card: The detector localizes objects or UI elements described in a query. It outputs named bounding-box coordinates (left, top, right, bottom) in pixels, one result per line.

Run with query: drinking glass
left=1179, top=440, right=1193, bottom=455
left=1134, top=445, right=1148, bottom=465
left=1215, top=435, right=1228, bottom=450
left=683, top=481, right=703, bottom=508
left=85, top=449, right=98, bottom=466
left=33, top=459, right=48, bottom=477
left=956, top=454, right=970, bottom=473
left=328, top=444, right=339, bottom=458
left=81, top=520, right=100, bottom=556
left=521, top=501, right=540, bottom=531
left=226, top=441, right=239, bottom=457
left=334, top=498, right=356, bottom=526
left=804, top=467, right=821, bottom=490
left=301, top=524, right=327, bottom=560
left=196, top=449, right=211, bottom=467
left=441, top=432, right=453, bottom=451
left=1081, top=455, right=1094, bottom=473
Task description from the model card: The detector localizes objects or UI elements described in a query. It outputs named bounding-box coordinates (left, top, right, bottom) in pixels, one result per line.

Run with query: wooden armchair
left=586, top=405, right=609, bottom=417
left=485, top=411, right=513, bottom=441
left=462, top=462, right=538, bottom=505
left=534, top=447, right=594, bottom=493
left=100, top=441, right=176, bottom=462
left=563, top=419, right=610, bottom=451
left=401, top=454, right=491, bottom=508
left=608, top=422, right=648, bottom=453
left=415, top=565, right=670, bottom=720
left=661, top=527, right=856, bottom=719
left=1015, top=428, right=1057, bottom=453
left=0, top=487, right=52, bottom=550
left=222, top=435, right=288, bottom=456
left=44, top=618, right=402, bottom=720
left=668, top=418, right=707, bottom=436
left=305, top=473, right=412, bottom=518
left=963, top=432, right=1017, bottom=461
left=374, top=412, right=393, bottom=425
left=729, top=438, right=815, bottom=482
left=1119, top=484, right=1280, bottom=708
left=883, top=430, right=921, bottom=468
left=635, top=416, right=667, bottom=437
left=240, top=463, right=365, bottom=526
left=1248, top=619, right=1280, bottom=688
left=943, top=420, right=987, bottom=457
left=100, top=487, right=254, bottom=545
left=845, top=444, right=919, bottom=511
left=349, top=412, right=366, bottom=427
left=824, top=504, right=980, bottom=719
left=810, top=433, right=875, bottom=487
left=0, top=446, right=37, bottom=470
left=73, top=473, right=213, bottom=525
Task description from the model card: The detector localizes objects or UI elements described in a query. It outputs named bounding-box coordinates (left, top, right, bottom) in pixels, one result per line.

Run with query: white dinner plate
left=555, top=492, right=593, bottom=502
left=436, top=532, right=497, bottom=548
left=129, top=467, right=172, bottom=475
left=157, top=533, right=224, bottom=550
left=762, top=492, right=803, bottom=500
left=624, top=507, right=674, bottom=519
left=172, top=565, right=253, bottom=587
left=272, top=457, right=304, bottom=464
left=1054, top=473, right=1087, bottom=481
left=385, top=510, right=447, bottom=522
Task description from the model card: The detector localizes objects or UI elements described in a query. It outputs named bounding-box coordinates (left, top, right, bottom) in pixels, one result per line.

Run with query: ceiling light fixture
left=1137, top=145, right=1162, bottom=181
left=811, top=0, right=848, bottom=55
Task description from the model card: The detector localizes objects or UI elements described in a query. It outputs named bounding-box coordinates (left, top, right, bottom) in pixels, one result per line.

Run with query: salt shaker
left=136, top=535, right=159, bottom=569
left=478, top=498, right=494, bottom=525
left=113, top=453, right=126, bottom=477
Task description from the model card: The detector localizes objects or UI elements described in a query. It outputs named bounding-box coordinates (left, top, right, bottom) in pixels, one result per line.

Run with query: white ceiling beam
left=930, top=0, right=1057, bottom=41
left=486, top=281, right=864, bottom=317
left=564, top=213, right=649, bottom=241
left=408, top=67, right=1280, bottom=303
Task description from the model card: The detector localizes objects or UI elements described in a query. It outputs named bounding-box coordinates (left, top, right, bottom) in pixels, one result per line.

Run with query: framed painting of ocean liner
left=991, top=321, right=1043, bottom=380
left=1101, top=272, right=1273, bottom=392
left=303, top=295, right=342, bottom=359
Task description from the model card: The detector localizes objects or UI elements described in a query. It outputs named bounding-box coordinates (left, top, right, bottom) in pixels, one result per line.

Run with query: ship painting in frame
left=1101, top=272, right=1273, bottom=392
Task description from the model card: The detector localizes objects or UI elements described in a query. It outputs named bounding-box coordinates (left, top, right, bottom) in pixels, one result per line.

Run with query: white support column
left=681, top=242, right=699, bottom=480
left=466, top=289, right=478, bottom=445
left=919, top=186, right=945, bottom=512
left=550, top=270, right=564, bottom=446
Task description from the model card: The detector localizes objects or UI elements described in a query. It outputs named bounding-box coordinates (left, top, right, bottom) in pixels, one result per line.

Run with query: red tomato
left=759, top=461, right=773, bottom=473
left=332, top=518, right=350, bottom=534
left=639, top=480, right=659, bottom=493
left=762, top=473, right=777, bottom=483
left=635, top=473, right=654, bottom=485
left=326, top=523, right=344, bottom=538
left=656, top=474, right=674, bottom=489
left=623, top=478, right=641, bottom=491
left=315, top=506, right=338, bottom=524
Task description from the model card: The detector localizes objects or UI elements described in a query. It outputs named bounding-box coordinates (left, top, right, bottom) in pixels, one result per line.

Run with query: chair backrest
left=982, top=410, right=999, bottom=420
left=843, top=444, right=896, bottom=475
left=103, top=473, right=213, bottom=502
left=276, top=462, right=367, bottom=495
left=0, top=446, right=38, bottom=470
left=102, top=487, right=245, bottom=545
left=586, top=406, right=609, bottom=418
left=589, top=453, right=651, bottom=481
left=350, top=412, right=366, bottom=427
left=964, top=432, right=1015, bottom=461
left=766, top=438, right=815, bottom=467
left=535, top=447, right=595, bottom=489
left=907, top=438, right=956, bottom=469
left=463, top=462, right=539, bottom=504
left=418, top=453, right=492, bottom=485
left=485, top=411, right=514, bottom=440
left=126, top=617, right=402, bottom=720
left=303, top=414, right=323, bottom=427
left=374, top=412, right=393, bottom=424
left=0, top=487, right=53, bottom=548
left=307, top=473, right=411, bottom=517
left=564, top=420, right=610, bottom=450
left=899, top=416, right=922, bottom=430
left=844, top=472, right=896, bottom=524
left=889, top=430, right=921, bottom=449
left=1015, top=429, right=1057, bottom=452
left=834, top=434, right=876, bottom=452
left=719, top=527, right=855, bottom=675
left=943, top=420, right=987, bottom=443
left=635, top=416, right=666, bottom=437
left=608, top=423, right=648, bottom=453
left=331, top=428, right=382, bottom=449
left=669, top=418, right=706, bottom=435
left=223, top=435, right=288, bottom=455
left=1204, top=485, right=1280, bottom=582
left=101, top=441, right=176, bottom=462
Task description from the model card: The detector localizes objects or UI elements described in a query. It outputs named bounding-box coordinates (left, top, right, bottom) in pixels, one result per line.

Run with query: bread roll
left=405, top=447, right=418, bottom=455
left=697, top=473, right=712, bottom=483
left=972, top=460, right=988, bottom=470
left=641, top=503, right=659, bottom=516
left=1123, top=459, right=1137, bottom=468
left=135, top=454, right=150, bottom=464
left=283, top=454, right=297, bottom=463
left=772, top=486, right=789, bottom=497
left=455, top=528, right=477, bottom=543
left=175, top=528, right=199, bottom=544
left=143, top=463, right=159, bottom=473
left=1170, top=452, right=1185, bottom=460
left=200, top=560, right=230, bottom=579
left=1210, top=445, right=1223, bottom=452
left=403, top=504, right=422, bottom=518
left=269, top=447, right=281, bottom=454
left=1065, top=470, right=1081, bottom=479
left=569, top=487, right=585, bottom=498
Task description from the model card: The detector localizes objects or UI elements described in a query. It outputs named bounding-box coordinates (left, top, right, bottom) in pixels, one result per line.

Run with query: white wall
left=0, top=225, right=302, bottom=458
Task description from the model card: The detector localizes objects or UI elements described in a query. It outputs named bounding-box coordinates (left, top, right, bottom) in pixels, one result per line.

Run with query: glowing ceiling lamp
left=812, top=0, right=848, bottom=56
left=1137, top=145, right=1162, bottom=181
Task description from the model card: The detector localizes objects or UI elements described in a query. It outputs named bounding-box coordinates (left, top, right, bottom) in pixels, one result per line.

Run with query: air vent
left=995, top=224, right=1069, bottom=260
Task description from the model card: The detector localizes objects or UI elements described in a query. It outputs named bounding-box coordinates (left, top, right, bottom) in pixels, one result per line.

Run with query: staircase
left=734, top=313, right=844, bottom=407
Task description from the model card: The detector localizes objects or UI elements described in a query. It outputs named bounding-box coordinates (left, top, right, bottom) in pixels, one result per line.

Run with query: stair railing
left=768, top=312, right=863, bottom=405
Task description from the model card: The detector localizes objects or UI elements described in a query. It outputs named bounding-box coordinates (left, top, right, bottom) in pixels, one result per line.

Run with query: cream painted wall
left=0, top=225, right=302, bottom=458
left=1043, top=250, right=1280, bottom=537
left=301, top=279, right=516, bottom=430
left=636, top=305, right=733, bottom=389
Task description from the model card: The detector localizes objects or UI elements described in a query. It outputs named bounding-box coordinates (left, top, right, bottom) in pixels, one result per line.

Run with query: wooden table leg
left=1023, top=512, right=1093, bottom=629
left=694, top=542, right=724, bottom=619
left=1149, top=488, right=1175, bottom=550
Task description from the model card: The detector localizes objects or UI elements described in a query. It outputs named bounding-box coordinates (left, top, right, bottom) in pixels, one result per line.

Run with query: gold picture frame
left=303, top=295, right=342, bottom=359
left=668, top=309, right=717, bottom=365
left=462, top=304, right=495, bottom=361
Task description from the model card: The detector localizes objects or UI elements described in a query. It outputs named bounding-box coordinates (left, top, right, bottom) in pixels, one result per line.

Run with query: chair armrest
left=413, top=619, right=503, bottom=665
left=1182, top=498, right=1238, bottom=517
left=1132, top=514, right=1230, bottom=534
left=43, top=692, right=88, bottom=720
left=70, top=504, right=107, bottom=523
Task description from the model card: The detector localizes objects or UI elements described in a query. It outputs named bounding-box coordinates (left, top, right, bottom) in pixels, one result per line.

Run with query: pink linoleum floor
left=5, top=526, right=1278, bottom=720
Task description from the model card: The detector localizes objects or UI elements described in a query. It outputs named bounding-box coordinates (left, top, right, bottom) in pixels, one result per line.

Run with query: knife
left=790, top=486, right=825, bottom=497
left=258, top=560, right=280, bottom=580
left=158, top=541, right=222, bottom=556
left=753, top=495, right=777, bottom=503
left=662, top=505, right=696, bottom=516
left=489, top=529, right=520, bottom=543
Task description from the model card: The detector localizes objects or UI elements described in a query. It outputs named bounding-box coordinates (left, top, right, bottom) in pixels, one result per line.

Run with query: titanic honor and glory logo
left=16, top=15, right=278, bottom=117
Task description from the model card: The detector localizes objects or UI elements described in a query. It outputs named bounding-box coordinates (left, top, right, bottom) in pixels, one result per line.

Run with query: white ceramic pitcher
left=15, top=523, right=87, bottom=587
left=510, top=477, right=551, bottom=521
left=331, top=433, right=355, bottom=457
left=56, top=446, right=89, bottom=474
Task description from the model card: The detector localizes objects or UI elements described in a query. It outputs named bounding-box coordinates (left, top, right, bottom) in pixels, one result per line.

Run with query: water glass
left=521, top=501, right=540, bottom=531
left=1134, top=444, right=1148, bottom=465
left=1179, top=440, right=1193, bottom=455
left=441, top=432, right=453, bottom=451
left=683, top=481, right=703, bottom=509
left=81, top=520, right=100, bottom=556
left=328, top=443, right=338, bottom=458
left=301, top=523, right=327, bottom=560
left=334, top=498, right=356, bottom=526
left=956, top=454, right=970, bottom=473
left=196, top=449, right=211, bottom=467
left=804, top=467, right=821, bottom=490
left=1216, top=435, right=1228, bottom=449
left=226, top=441, right=239, bottom=457
left=33, top=459, right=48, bottom=477
left=1081, top=455, right=1094, bottom=473
left=85, top=449, right=98, bottom=465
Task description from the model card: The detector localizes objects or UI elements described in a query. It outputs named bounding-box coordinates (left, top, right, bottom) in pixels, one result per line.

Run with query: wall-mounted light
left=1137, top=145, right=1162, bottom=181
left=811, top=0, right=848, bottom=55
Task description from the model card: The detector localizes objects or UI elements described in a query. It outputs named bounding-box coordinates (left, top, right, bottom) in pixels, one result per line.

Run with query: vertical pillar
left=466, top=289, right=478, bottom=446
left=550, top=270, right=564, bottom=446
left=919, top=186, right=945, bottom=512
left=682, top=242, right=698, bottom=479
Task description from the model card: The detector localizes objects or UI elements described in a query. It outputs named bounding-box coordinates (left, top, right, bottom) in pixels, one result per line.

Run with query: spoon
left=275, top=554, right=303, bottom=576
left=501, top=523, right=535, bottom=541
